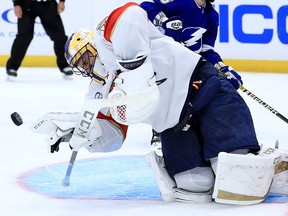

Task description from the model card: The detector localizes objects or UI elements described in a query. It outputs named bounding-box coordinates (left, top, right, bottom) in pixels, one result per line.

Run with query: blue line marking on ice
left=18, top=155, right=288, bottom=202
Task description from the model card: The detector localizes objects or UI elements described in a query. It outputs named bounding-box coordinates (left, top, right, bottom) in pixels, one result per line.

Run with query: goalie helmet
left=64, top=28, right=98, bottom=79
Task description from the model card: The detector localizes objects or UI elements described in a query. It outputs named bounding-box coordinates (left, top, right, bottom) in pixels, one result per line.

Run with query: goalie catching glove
left=30, top=112, right=78, bottom=153
left=31, top=112, right=125, bottom=153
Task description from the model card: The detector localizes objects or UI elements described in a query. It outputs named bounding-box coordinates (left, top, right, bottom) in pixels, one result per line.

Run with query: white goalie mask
left=64, top=28, right=100, bottom=80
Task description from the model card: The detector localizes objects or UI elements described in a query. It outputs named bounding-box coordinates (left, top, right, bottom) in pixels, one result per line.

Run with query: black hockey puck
left=11, top=112, right=23, bottom=126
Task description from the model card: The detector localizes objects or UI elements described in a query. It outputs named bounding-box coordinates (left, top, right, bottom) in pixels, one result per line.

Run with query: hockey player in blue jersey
left=141, top=0, right=245, bottom=163
left=140, top=0, right=242, bottom=90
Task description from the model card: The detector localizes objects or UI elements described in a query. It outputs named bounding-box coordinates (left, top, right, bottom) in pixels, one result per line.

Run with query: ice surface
left=1, top=67, right=288, bottom=216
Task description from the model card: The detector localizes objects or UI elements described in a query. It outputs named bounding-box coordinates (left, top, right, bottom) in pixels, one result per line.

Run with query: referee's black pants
left=6, top=1, right=68, bottom=71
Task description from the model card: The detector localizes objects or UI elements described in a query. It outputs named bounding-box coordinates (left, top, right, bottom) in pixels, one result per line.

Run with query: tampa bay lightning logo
left=183, top=27, right=207, bottom=53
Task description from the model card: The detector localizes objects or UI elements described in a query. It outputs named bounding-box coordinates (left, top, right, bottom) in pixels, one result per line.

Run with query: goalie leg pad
left=266, top=148, right=288, bottom=196
left=146, top=151, right=212, bottom=203
left=146, top=151, right=176, bottom=202
left=212, top=151, right=280, bottom=205
left=174, top=167, right=215, bottom=193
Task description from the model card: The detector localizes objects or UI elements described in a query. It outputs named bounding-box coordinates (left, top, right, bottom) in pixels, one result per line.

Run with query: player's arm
left=140, top=0, right=162, bottom=23
left=30, top=69, right=127, bottom=153
left=200, top=25, right=222, bottom=66
left=200, top=11, right=243, bottom=90
left=140, top=1, right=183, bottom=42
left=59, top=4, right=160, bottom=152
left=103, top=3, right=160, bottom=125
left=201, top=49, right=243, bottom=90
left=30, top=111, right=128, bottom=153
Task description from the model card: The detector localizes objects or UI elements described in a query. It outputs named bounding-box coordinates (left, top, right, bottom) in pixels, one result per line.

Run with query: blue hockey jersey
left=140, top=0, right=222, bottom=65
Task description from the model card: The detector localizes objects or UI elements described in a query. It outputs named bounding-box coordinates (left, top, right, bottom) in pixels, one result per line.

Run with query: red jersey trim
left=104, top=2, right=139, bottom=42
left=97, top=112, right=128, bottom=138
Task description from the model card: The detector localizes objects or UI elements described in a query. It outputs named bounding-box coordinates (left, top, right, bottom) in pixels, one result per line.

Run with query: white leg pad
left=174, top=167, right=215, bottom=192
left=146, top=151, right=212, bottom=203
left=212, top=151, right=280, bottom=205
left=268, top=148, right=288, bottom=195
left=146, top=151, right=176, bottom=202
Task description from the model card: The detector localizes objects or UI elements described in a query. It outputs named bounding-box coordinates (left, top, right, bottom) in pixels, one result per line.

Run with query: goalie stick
left=238, top=85, right=288, bottom=124
left=62, top=150, right=78, bottom=187
left=219, top=70, right=288, bottom=124
left=61, top=89, right=156, bottom=186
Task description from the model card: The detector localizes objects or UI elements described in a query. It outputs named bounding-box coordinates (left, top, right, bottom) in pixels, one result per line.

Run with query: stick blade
left=61, top=179, right=70, bottom=187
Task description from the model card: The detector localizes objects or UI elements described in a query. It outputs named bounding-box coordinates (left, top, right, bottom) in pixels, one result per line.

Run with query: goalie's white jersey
left=87, top=3, right=202, bottom=132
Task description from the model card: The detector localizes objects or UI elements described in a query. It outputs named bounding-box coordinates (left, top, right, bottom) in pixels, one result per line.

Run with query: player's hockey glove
left=160, top=16, right=183, bottom=42
left=220, top=66, right=243, bottom=90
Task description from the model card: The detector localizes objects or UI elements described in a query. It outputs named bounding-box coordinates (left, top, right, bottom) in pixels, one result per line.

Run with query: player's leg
left=148, top=126, right=213, bottom=203
left=196, top=73, right=275, bottom=204
left=38, top=1, right=72, bottom=77
left=266, top=146, right=288, bottom=196
left=197, top=73, right=260, bottom=160
left=146, top=155, right=213, bottom=203
left=174, top=167, right=214, bottom=193
left=210, top=148, right=280, bottom=205
left=6, top=14, right=35, bottom=78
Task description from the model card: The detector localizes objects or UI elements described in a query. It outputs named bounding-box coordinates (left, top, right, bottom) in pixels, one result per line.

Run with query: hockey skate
left=60, top=67, right=74, bottom=80
left=6, top=69, right=17, bottom=81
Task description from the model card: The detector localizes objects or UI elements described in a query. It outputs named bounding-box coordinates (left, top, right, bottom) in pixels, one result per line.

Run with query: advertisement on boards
left=0, top=0, right=287, bottom=71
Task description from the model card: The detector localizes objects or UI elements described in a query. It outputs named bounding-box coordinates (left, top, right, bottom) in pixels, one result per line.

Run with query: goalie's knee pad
left=146, top=151, right=212, bottom=203
left=174, top=167, right=214, bottom=193
left=212, top=150, right=280, bottom=205
left=146, top=151, right=176, bottom=202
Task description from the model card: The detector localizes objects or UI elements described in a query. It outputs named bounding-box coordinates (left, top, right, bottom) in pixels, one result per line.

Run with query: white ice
left=1, top=67, right=288, bottom=216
